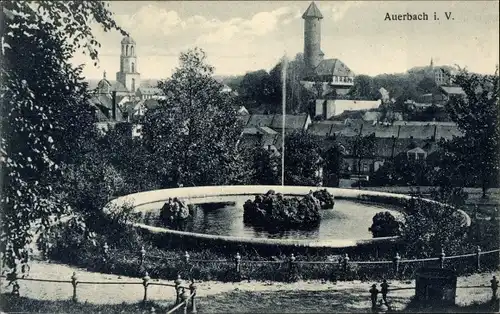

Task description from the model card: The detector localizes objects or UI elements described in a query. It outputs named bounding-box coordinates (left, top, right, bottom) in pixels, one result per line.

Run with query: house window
left=363, top=164, right=369, bottom=173
left=417, top=153, right=425, bottom=160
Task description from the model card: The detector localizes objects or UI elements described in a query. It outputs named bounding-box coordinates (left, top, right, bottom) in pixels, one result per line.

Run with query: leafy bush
left=243, top=190, right=321, bottom=230
left=401, top=197, right=473, bottom=258
left=312, top=189, right=335, bottom=209
left=368, top=211, right=403, bottom=237
left=159, top=198, right=196, bottom=230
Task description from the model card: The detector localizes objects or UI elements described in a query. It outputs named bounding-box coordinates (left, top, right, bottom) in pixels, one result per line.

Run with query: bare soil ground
left=1, top=259, right=497, bottom=313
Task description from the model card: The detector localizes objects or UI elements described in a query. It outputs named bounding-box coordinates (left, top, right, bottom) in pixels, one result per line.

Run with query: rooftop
left=121, top=36, right=136, bottom=45
left=302, top=2, right=323, bottom=19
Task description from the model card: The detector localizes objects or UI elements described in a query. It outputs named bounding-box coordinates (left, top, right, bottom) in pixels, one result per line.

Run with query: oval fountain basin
left=134, top=194, right=401, bottom=241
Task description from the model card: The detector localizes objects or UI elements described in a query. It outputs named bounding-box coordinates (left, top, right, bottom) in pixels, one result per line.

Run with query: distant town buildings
left=299, top=2, right=379, bottom=117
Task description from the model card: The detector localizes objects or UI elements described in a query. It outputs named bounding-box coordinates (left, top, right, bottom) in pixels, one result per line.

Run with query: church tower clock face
left=116, top=36, right=141, bottom=94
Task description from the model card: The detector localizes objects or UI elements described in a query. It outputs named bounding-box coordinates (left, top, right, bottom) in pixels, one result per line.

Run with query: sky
left=72, top=1, right=500, bottom=80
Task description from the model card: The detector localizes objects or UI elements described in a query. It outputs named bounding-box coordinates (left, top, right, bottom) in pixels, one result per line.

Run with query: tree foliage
left=284, top=132, right=323, bottom=186
left=142, top=48, right=244, bottom=187
left=252, top=146, right=281, bottom=185
left=322, top=143, right=343, bottom=187
left=0, top=1, right=124, bottom=274
left=401, top=197, right=472, bottom=257
left=443, top=69, right=500, bottom=196
left=369, top=211, right=402, bottom=238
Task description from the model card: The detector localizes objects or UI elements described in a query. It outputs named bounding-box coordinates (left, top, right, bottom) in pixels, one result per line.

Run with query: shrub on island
left=159, top=197, right=196, bottom=230
left=368, top=211, right=403, bottom=238
left=243, top=190, right=321, bottom=230
left=312, top=189, right=335, bottom=209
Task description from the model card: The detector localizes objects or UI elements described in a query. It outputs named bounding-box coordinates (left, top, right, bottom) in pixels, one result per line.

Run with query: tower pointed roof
left=302, top=2, right=323, bottom=19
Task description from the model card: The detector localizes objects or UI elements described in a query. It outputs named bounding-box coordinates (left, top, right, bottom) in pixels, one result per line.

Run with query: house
left=239, top=114, right=312, bottom=150
left=136, top=86, right=164, bottom=100
left=308, top=119, right=461, bottom=177
left=244, top=114, right=311, bottom=133
left=439, top=86, right=466, bottom=101
left=315, top=99, right=381, bottom=119
left=237, top=106, right=249, bottom=115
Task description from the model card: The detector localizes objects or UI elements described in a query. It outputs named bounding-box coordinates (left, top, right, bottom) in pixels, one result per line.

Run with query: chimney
left=112, top=91, right=117, bottom=121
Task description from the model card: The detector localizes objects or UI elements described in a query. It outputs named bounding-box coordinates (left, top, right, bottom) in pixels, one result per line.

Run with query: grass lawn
left=2, top=290, right=497, bottom=314
left=0, top=294, right=171, bottom=313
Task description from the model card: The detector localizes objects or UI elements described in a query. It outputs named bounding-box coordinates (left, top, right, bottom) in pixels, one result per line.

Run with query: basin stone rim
left=106, top=185, right=470, bottom=249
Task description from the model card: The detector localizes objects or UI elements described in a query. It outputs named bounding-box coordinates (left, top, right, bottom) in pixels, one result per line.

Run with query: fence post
left=343, top=253, right=350, bottom=274
left=288, top=253, right=297, bottom=281
left=140, top=246, right=146, bottom=268
left=476, top=246, right=481, bottom=271
left=393, top=252, right=401, bottom=275
left=184, top=251, right=190, bottom=279
left=190, top=279, right=197, bottom=314
left=71, top=272, right=78, bottom=303
left=175, top=274, right=182, bottom=305
left=439, top=248, right=445, bottom=269
left=103, top=242, right=109, bottom=264
left=142, top=271, right=150, bottom=303
left=235, top=252, right=241, bottom=281
left=181, top=287, right=189, bottom=314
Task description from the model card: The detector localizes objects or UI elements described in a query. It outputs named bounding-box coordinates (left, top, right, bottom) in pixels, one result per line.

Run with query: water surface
left=135, top=195, right=401, bottom=241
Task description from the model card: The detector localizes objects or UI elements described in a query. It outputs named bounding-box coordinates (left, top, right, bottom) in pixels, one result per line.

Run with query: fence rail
left=137, top=247, right=499, bottom=266
left=130, top=246, right=499, bottom=280
left=2, top=245, right=499, bottom=312
left=0, top=272, right=198, bottom=314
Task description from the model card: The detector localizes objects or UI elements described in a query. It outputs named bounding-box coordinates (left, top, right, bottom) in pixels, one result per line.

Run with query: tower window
left=125, top=45, right=129, bottom=56
left=131, top=46, right=134, bottom=55
left=131, top=62, right=135, bottom=73
left=132, top=78, right=136, bottom=93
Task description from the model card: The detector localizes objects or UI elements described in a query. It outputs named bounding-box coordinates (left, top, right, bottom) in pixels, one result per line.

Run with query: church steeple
left=116, top=36, right=140, bottom=94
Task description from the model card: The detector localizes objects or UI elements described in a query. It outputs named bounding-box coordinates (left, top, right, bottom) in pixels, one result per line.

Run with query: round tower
left=302, top=2, right=324, bottom=70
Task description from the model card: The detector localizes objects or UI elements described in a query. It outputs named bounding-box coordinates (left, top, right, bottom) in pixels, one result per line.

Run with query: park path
left=1, top=258, right=497, bottom=311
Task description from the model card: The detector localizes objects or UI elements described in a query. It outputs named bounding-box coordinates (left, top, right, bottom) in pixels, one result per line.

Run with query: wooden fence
left=1, top=272, right=197, bottom=314
left=2, top=246, right=499, bottom=312
left=122, top=245, right=499, bottom=280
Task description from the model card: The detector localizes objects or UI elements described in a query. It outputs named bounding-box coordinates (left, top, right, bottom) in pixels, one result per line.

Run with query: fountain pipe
left=281, top=54, right=288, bottom=186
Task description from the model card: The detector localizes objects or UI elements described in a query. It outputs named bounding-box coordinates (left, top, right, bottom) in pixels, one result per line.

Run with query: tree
left=349, top=133, right=375, bottom=187
left=142, top=48, right=245, bottom=187
left=349, top=75, right=375, bottom=100
left=252, top=146, right=281, bottom=185
left=417, top=76, right=439, bottom=95
left=1, top=1, right=124, bottom=274
left=401, top=197, right=472, bottom=257
left=444, top=68, right=499, bottom=197
left=284, top=131, right=323, bottom=186
left=322, top=143, right=343, bottom=187
left=98, top=125, right=161, bottom=195
left=239, top=69, right=276, bottom=112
